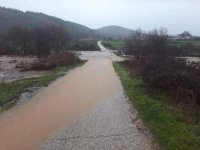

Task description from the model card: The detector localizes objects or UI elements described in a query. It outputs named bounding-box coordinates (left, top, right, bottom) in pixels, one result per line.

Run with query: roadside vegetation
left=114, top=63, right=200, bottom=150
left=114, top=28, right=200, bottom=149
left=126, top=28, right=200, bottom=105
left=16, top=51, right=80, bottom=71
left=0, top=62, right=84, bottom=111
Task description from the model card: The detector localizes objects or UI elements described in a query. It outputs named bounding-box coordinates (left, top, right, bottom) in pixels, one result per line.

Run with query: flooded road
left=0, top=42, right=155, bottom=150
left=0, top=42, right=123, bottom=150
left=0, top=57, right=121, bottom=150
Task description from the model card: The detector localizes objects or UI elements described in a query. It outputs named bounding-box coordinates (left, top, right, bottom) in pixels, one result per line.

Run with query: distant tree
left=126, top=29, right=146, bottom=57
left=0, top=24, right=69, bottom=56
left=146, top=28, right=168, bottom=57
left=127, top=28, right=168, bottom=57
left=179, top=31, right=192, bottom=38
left=5, top=26, right=33, bottom=54
left=33, top=25, right=68, bottom=57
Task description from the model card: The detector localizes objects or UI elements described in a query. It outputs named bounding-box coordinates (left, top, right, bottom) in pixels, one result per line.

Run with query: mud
left=0, top=56, right=46, bottom=82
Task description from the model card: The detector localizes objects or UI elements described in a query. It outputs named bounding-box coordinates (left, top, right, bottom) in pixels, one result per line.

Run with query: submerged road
left=0, top=42, right=156, bottom=150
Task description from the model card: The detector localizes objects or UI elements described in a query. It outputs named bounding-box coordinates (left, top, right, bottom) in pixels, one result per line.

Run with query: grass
left=168, top=40, right=200, bottom=47
left=0, top=62, right=84, bottom=111
left=102, top=40, right=126, bottom=49
left=114, top=63, right=200, bottom=150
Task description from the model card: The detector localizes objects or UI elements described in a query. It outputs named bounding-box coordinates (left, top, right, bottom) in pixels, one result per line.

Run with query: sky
left=0, top=0, right=200, bottom=35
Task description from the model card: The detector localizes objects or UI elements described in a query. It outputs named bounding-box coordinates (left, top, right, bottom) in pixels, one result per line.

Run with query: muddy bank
left=0, top=56, right=47, bottom=82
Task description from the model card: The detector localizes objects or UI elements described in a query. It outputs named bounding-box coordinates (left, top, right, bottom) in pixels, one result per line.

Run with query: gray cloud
left=0, top=0, right=200, bottom=35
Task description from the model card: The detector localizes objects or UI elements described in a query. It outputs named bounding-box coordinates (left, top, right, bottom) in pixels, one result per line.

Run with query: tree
left=126, top=29, right=145, bottom=57
left=33, top=25, right=69, bottom=57
left=5, top=26, right=33, bottom=54
left=127, top=28, right=168, bottom=57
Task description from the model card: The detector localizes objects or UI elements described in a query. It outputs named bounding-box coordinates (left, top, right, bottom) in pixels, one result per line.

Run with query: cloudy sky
left=1, top=0, right=200, bottom=35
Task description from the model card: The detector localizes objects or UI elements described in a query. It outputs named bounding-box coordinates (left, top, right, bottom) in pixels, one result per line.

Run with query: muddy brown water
left=0, top=58, right=122, bottom=150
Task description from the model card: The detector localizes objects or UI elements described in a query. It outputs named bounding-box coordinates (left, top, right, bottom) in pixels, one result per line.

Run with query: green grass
left=0, top=62, right=84, bottom=111
left=168, top=40, right=200, bottom=47
left=114, top=63, right=200, bottom=150
left=102, top=40, right=126, bottom=49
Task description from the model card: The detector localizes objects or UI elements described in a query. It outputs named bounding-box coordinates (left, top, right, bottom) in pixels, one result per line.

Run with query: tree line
left=0, top=25, right=69, bottom=57
left=126, top=29, right=200, bottom=57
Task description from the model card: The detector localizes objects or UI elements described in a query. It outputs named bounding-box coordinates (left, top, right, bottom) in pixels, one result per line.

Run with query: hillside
left=0, top=7, right=96, bottom=39
left=95, top=25, right=134, bottom=39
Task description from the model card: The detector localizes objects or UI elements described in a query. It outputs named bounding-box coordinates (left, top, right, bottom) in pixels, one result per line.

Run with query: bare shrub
left=18, top=51, right=79, bottom=71
left=142, top=57, right=200, bottom=105
left=126, top=28, right=200, bottom=106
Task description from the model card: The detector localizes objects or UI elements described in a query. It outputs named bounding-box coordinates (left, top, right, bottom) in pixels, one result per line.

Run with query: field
left=102, top=40, right=126, bottom=49
left=168, top=40, right=200, bottom=47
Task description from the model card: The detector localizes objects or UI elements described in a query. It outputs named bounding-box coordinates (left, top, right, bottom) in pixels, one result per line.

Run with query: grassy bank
left=114, top=63, right=200, bottom=150
left=0, top=62, right=84, bottom=111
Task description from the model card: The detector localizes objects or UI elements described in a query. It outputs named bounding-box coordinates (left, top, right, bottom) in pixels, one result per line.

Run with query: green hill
left=0, top=7, right=97, bottom=39
left=95, top=25, right=134, bottom=39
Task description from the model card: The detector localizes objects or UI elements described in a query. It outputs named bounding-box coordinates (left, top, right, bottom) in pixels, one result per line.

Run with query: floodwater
left=0, top=42, right=123, bottom=150
left=0, top=56, right=46, bottom=82
left=77, top=41, right=125, bottom=62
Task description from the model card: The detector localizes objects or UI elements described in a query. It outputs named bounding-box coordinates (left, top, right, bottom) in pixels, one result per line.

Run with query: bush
left=17, top=51, right=79, bottom=71
left=125, top=28, right=200, bottom=106
left=142, top=57, right=200, bottom=105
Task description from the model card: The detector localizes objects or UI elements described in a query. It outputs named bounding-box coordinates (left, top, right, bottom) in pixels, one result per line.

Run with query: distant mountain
left=0, top=7, right=134, bottom=39
left=0, top=7, right=97, bottom=39
left=95, top=25, right=134, bottom=39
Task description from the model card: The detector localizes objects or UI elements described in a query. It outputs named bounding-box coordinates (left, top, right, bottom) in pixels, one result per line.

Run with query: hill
left=0, top=7, right=96, bottom=39
left=95, top=25, right=134, bottom=39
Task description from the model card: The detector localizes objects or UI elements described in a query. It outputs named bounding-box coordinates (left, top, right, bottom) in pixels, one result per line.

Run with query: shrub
left=142, top=57, right=200, bottom=105
left=126, top=28, right=200, bottom=106
left=17, top=51, right=79, bottom=71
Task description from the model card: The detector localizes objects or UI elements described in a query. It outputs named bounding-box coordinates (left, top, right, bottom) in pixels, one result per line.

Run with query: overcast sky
left=1, top=0, right=200, bottom=35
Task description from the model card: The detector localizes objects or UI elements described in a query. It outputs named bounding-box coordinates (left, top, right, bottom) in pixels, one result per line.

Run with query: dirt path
left=0, top=42, right=156, bottom=150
